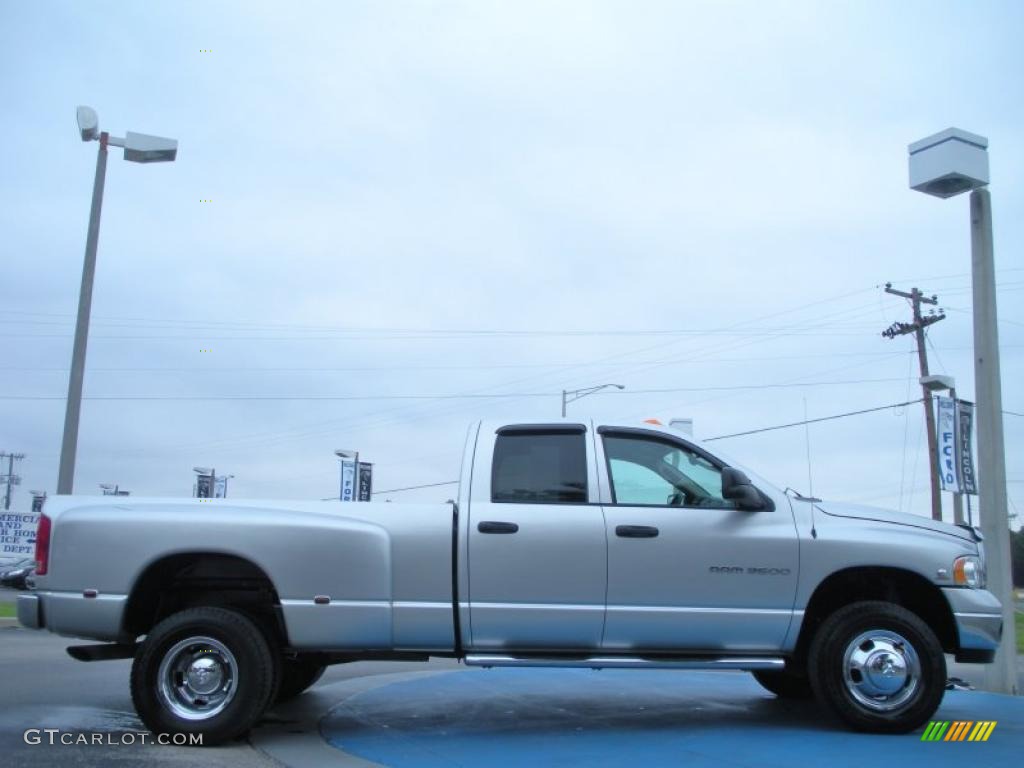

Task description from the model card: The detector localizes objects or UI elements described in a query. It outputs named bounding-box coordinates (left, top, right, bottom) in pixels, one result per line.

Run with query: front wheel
left=808, top=601, right=946, bottom=733
left=130, top=607, right=279, bottom=745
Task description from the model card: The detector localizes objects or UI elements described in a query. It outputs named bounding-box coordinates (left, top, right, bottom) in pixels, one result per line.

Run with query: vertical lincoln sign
left=956, top=400, right=977, bottom=495
left=935, top=396, right=977, bottom=496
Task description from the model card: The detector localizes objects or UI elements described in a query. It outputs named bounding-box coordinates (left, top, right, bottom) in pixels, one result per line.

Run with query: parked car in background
left=0, top=557, right=36, bottom=590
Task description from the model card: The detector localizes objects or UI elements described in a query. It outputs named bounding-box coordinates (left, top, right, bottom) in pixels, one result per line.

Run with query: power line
left=363, top=398, right=929, bottom=493
left=3, top=329, right=881, bottom=341
left=0, top=377, right=911, bottom=402
left=704, top=399, right=924, bottom=442
left=0, top=350, right=920, bottom=372
left=3, top=268, right=1018, bottom=331
left=372, top=480, right=460, bottom=496
left=0, top=393, right=555, bottom=401
left=18, top=285, right=940, bottom=462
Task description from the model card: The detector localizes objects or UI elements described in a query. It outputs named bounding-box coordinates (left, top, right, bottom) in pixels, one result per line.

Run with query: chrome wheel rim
left=157, top=635, right=238, bottom=721
left=842, top=629, right=921, bottom=712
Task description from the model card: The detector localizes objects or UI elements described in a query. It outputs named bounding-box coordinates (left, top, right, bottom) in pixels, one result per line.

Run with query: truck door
left=467, top=423, right=607, bottom=650
left=597, top=427, right=798, bottom=652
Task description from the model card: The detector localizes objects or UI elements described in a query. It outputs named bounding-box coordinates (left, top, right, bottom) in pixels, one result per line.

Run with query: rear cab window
left=491, top=429, right=588, bottom=504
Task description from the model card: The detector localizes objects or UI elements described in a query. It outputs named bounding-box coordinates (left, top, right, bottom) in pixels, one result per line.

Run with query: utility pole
left=882, top=284, right=946, bottom=521
left=1, top=452, right=26, bottom=511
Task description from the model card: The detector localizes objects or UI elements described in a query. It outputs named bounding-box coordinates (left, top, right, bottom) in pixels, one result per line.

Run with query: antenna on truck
left=804, top=397, right=818, bottom=539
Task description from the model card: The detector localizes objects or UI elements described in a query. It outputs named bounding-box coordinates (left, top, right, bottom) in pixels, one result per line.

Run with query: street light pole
left=57, top=107, right=178, bottom=495
left=561, top=384, right=625, bottom=416
left=908, top=128, right=1016, bottom=694
left=57, top=133, right=108, bottom=495
left=970, top=187, right=1016, bottom=695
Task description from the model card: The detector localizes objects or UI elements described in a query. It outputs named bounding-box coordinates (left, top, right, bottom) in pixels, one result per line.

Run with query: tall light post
left=561, top=384, right=625, bottom=417
left=909, top=128, right=1016, bottom=694
left=57, top=107, right=178, bottom=495
left=335, top=449, right=360, bottom=502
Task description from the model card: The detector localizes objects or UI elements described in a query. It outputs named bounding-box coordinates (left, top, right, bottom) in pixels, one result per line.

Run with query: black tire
left=808, top=601, right=946, bottom=733
left=130, top=607, right=279, bottom=746
left=751, top=668, right=813, bottom=699
left=275, top=656, right=327, bottom=703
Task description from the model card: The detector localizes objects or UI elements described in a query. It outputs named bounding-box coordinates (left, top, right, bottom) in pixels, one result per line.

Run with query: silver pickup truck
left=19, top=419, right=1002, bottom=743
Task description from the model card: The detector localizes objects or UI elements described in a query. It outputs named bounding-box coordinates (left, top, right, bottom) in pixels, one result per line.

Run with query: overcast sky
left=1, top=0, right=1021, bottom=524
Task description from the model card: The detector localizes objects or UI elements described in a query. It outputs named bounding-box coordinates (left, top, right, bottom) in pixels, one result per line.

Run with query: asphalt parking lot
left=1, top=618, right=1022, bottom=768
left=317, top=667, right=1023, bottom=768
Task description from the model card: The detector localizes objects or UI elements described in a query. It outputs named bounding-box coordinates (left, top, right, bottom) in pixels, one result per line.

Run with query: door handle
left=616, top=525, right=659, bottom=538
left=477, top=521, right=519, bottom=534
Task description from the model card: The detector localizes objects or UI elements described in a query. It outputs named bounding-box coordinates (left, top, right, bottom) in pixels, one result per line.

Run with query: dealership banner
left=0, top=512, right=39, bottom=557
left=358, top=463, right=373, bottom=501
left=956, top=400, right=977, bottom=495
left=340, top=462, right=373, bottom=501
left=195, top=474, right=213, bottom=499
left=936, top=397, right=959, bottom=493
left=340, top=460, right=356, bottom=501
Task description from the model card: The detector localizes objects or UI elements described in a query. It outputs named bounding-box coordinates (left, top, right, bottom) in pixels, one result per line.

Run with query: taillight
left=34, top=514, right=51, bottom=576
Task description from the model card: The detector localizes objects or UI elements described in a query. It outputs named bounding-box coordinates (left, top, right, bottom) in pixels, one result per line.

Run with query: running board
left=67, top=643, right=138, bottom=662
left=463, top=654, right=784, bottom=670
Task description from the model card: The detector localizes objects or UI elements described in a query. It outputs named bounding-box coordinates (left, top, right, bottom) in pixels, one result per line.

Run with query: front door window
left=603, top=434, right=736, bottom=509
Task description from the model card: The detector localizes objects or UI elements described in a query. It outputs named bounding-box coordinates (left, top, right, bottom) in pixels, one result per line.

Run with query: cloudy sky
left=1, top=0, right=1021, bottom=524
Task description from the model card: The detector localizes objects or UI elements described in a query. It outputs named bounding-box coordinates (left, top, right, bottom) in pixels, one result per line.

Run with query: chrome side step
left=463, top=654, right=784, bottom=671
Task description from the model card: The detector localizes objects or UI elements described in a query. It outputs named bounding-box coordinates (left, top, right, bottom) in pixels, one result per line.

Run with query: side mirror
left=722, top=467, right=766, bottom=511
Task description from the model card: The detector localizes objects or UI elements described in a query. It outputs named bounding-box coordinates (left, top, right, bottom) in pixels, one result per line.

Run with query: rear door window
left=491, top=431, right=588, bottom=503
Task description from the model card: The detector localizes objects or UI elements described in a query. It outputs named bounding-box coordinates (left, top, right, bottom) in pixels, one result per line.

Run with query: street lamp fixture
left=919, top=374, right=955, bottom=393
left=57, top=107, right=178, bottom=496
left=909, top=128, right=988, bottom=199
left=561, top=384, right=625, bottom=417
left=908, top=128, right=1016, bottom=694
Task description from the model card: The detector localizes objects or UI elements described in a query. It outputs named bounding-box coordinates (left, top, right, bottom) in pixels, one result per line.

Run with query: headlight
left=953, top=556, right=985, bottom=588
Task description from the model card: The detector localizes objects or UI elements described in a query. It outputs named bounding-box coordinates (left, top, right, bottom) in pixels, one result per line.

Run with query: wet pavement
left=3, top=620, right=1021, bottom=768
left=321, top=667, right=1024, bottom=768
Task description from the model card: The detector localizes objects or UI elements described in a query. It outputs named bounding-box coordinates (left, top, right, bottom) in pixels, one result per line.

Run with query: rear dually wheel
left=130, top=607, right=278, bottom=745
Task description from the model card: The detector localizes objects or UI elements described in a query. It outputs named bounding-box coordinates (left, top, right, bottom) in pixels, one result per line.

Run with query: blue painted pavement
left=322, top=668, right=1023, bottom=767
